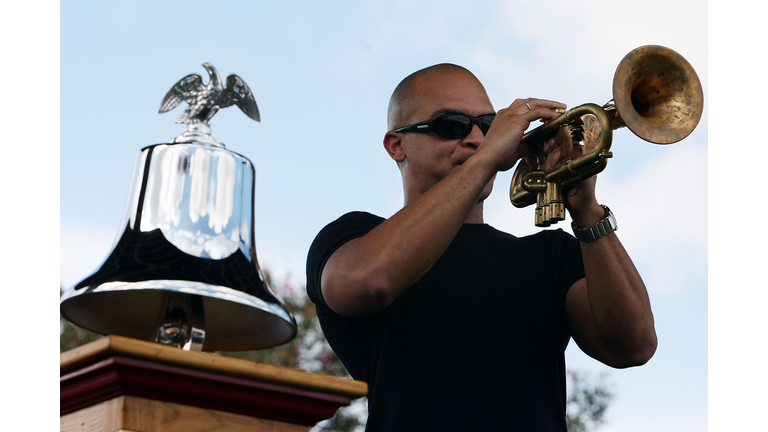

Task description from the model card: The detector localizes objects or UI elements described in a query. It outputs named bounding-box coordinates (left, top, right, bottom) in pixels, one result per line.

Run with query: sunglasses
left=394, top=113, right=496, bottom=139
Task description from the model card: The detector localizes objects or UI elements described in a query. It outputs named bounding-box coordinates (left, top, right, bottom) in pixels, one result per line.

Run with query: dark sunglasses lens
left=435, top=115, right=472, bottom=138
left=479, top=116, right=494, bottom=135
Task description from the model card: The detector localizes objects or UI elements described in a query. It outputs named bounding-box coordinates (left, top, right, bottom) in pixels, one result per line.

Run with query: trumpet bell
left=613, top=45, right=704, bottom=144
left=508, top=45, right=703, bottom=227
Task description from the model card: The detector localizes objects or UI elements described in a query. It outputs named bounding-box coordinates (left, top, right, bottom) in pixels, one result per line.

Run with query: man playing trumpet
left=306, top=63, right=656, bottom=431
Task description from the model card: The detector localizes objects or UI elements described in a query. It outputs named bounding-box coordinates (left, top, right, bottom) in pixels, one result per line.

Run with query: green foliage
left=219, top=278, right=347, bottom=377
left=60, top=289, right=103, bottom=353
left=60, top=317, right=103, bottom=352
left=566, top=369, right=614, bottom=432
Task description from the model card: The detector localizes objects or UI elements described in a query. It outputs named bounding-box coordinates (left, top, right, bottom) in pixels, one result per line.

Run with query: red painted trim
left=60, top=355, right=354, bottom=426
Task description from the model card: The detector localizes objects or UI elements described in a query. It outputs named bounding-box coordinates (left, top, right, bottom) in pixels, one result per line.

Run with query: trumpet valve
left=546, top=180, right=566, bottom=222
left=535, top=190, right=556, bottom=227
left=535, top=206, right=552, bottom=227
left=548, top=202, right=565, bottom=222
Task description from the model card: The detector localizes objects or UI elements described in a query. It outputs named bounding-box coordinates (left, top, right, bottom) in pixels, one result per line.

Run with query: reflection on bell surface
left=60, top=63, right=297, bottom=352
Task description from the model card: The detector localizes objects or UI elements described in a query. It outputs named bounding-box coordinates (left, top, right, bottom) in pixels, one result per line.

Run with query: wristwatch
left=571, top=205, right=617, bottom=243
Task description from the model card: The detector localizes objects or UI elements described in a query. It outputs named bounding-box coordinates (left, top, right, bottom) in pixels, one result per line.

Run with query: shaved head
left=382, top=63, right=495, bottom=205
left=387, top=63, right=478, bottom=131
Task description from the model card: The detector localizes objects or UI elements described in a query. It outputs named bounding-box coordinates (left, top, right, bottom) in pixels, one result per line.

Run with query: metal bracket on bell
left=184, top=328, right=206, bottom=352
left=170, top=122, right=221, bottom=147
left=154, top=292, right=206, bottom=351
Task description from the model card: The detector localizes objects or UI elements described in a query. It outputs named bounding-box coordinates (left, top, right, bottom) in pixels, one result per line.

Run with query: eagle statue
left=159, top=63, right=260, bottom=126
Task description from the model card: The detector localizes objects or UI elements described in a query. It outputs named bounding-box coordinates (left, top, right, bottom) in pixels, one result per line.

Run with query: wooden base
left=61, top=336, right=367, bottom=431
left=61, top=396, right=307, bottom=432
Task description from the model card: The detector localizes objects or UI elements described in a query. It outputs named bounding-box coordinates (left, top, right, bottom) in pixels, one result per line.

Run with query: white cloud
left=471, top=1, right=706, bottom=115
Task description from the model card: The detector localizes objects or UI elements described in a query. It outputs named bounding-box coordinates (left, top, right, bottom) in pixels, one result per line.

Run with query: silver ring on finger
left=524, top=102, right=532, bottom=111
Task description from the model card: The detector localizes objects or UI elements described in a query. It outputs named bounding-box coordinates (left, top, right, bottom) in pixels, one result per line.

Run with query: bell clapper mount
left=159, top=62, right=261, bottom=147
left=154, top=292, right=206, bottom=351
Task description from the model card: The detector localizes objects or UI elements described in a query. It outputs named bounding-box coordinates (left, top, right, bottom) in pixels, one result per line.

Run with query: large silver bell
left=60, top=63, right=297, bottom=352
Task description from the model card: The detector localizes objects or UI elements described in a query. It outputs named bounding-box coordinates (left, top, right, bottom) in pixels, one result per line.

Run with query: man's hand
left=478, top=98, right=566, bottom=173
left=540, top=135, right=604, bottom=227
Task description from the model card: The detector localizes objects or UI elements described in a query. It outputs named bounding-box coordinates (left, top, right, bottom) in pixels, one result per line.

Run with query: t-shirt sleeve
left=555, top=228, right=586, bottom=296
left=306, top=211, right=385, bottom=308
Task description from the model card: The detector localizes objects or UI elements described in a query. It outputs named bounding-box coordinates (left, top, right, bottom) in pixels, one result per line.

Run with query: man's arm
left=321, top=99, right=565, bottom=317
left=545, top=141, right=657, bottom=367
left=321, top=154, right=493, bottom=316
left=565, top=232, right=658, bottom=368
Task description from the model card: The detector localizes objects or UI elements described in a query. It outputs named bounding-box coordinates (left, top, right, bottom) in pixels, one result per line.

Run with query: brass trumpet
left=509, top=45, right=703, bottom=227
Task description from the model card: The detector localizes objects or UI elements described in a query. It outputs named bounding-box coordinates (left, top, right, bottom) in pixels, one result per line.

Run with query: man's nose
left=463, top=123, right=485, bottom=147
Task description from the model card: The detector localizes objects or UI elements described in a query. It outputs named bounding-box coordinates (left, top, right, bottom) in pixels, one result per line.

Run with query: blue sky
left=8, top=0, right=758, bottom=429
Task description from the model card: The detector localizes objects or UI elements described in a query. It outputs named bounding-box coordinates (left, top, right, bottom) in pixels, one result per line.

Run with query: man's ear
left=383, top=131, right=406, bottom=163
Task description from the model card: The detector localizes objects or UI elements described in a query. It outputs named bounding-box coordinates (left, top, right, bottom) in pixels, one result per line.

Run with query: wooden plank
left=61, top=396, right=309, bottom=432
left=122, top=396, right=309, bottom=432
left=60, top=397, right=124, bottom=432
left=61, top=335, right=367, bottom=399
left=61, top=355, right=353, bottom=425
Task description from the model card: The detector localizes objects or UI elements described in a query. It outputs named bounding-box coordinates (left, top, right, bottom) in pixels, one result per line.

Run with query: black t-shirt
left=306, top=211, right=586, bottom=431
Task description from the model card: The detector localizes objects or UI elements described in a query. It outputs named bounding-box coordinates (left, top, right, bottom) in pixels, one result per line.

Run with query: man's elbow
left=323, top=276, right=397, bottom=317
left=609, top=332, right=658, bottom=369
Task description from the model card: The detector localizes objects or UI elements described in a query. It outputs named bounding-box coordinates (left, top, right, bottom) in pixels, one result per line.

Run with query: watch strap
left=571, top=205, right=617, bottom=243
